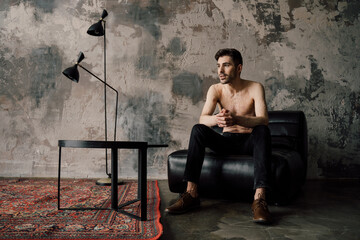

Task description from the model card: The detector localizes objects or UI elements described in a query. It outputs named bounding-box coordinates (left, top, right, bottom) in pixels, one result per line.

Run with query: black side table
left=57, top=140, right=167, bottom=221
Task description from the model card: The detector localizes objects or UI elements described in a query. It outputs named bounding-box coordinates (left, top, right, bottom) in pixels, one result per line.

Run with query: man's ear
left=237, top=64, right=242, bottom=74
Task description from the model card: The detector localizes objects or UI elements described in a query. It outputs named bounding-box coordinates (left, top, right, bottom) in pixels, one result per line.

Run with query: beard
left=219, top=73, right=236, bottom=84
left=220, top=78, right=230, bottom=84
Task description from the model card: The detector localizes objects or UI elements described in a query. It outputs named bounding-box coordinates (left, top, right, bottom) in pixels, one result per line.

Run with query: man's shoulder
left=211, top=83, right=223, bottom=88
left=209, top=83, right=223, bottom=93
left=243, top=79, right=263, bottom=87
left=242, top=80, right=264, bottom=92
left=206, top=84, right=222, bottom=100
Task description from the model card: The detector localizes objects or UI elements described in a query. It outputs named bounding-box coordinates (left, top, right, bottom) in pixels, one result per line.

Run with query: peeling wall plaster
left=0, top=0, right=359, bottom=179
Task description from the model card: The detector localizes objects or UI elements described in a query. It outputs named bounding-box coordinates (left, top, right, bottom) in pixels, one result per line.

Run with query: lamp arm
left=78, top=64, right=118, bottom=142
left=103, top=21, right=109, bottom=176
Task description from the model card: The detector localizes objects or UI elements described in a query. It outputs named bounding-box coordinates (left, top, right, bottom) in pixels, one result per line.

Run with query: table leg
left=58, top=146, right=62, bottom=210
left=139, top=147, right=147, bottom=221
left=138, top=150, right=141, bottom=198
left=111, top=148, right=118, bottom=211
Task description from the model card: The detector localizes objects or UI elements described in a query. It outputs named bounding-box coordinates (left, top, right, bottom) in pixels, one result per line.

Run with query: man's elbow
left=263, top=117, right=269, bottom=126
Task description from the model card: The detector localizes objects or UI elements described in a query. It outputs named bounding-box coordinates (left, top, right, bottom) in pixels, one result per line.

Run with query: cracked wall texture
left=0, top=0, right=359, bottom=179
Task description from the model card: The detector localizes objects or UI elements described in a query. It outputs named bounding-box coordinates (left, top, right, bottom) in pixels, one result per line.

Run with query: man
left=165, top=48, right=272, bottom=223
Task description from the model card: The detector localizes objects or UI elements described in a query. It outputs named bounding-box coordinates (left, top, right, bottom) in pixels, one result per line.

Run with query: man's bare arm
left=199, top=85, right=218, bottom=127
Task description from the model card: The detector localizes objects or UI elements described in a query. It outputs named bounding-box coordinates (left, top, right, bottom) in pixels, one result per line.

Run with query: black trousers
left=183, top=124, right=272, bottom=190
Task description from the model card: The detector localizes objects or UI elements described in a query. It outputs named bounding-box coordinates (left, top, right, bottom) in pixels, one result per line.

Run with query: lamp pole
left=86, top=10, right=119, bottom=185
left=103, top=20, right=110, bottom=180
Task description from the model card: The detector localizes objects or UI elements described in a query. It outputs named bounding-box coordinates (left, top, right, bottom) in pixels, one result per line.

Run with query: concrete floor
left=158, top=179, right=360, bottom=240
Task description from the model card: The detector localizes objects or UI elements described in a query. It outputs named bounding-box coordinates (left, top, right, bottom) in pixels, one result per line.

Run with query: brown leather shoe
left=165, top=192, right=200, bottom=214
left=251, top=198, right=272, bottom=224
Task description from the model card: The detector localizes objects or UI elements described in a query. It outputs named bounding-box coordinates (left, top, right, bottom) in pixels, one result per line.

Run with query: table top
left=58, top=140, right=168, bottom=149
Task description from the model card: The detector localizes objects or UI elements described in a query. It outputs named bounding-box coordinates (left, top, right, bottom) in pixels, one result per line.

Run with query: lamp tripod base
left=96, top=177, right=124, bottom=186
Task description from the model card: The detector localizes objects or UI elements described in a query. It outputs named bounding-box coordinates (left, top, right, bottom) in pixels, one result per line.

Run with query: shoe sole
left=253, top=218, right=272, bottom=224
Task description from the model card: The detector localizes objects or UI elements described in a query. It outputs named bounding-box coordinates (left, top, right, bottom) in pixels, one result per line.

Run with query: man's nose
left=219, top=66, right=224, bottom=73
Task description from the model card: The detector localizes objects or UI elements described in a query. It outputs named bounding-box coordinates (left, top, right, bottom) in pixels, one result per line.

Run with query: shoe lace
left=180, top=192, right=188, bottom=198
left=179, top=192, right=190, bottom=200
left=177, top=192, right=192, bottom=207
left=181, top=191, right=197, bottom=199
left=254, top=198, right=268, bottom=211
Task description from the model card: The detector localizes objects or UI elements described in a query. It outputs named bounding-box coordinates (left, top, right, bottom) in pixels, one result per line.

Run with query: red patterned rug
left=0, top=178, right=162, bottom=239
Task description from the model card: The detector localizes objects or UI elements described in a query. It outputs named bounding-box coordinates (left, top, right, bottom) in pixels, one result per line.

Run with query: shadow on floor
left=158, top=179, right=360, bottom=240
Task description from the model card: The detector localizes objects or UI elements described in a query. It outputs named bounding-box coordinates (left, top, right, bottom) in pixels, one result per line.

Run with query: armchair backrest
left=268, top=111, right=308, bottom=171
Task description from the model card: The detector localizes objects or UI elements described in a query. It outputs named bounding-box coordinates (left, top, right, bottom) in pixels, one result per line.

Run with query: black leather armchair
left=167, top=111, right=307, bottom=205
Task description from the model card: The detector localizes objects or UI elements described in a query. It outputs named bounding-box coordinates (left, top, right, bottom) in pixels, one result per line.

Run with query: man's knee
left=190, top=124, right=211, bottom=140
left=191, top=123, right=207, bottom=133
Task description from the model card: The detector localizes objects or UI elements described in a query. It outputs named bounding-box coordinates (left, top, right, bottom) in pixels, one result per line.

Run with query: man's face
left=217, top=56, right=240, bottom=84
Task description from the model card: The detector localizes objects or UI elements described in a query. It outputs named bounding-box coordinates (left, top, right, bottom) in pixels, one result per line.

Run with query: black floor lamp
left=62, top=52, right=119, bottom=185
left=86, top=10, right=120, bottom=185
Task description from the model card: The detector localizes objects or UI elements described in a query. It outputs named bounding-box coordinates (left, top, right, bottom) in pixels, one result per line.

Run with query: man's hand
left=216, top=109, right=234, bottom=128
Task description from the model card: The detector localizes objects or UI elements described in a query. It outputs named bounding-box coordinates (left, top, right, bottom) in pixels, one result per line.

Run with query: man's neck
left=224, top=77, right=245, bottom=92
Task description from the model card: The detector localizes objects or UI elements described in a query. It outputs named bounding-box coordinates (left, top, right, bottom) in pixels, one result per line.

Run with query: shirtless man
left=165, top=48, right=272, bottom=223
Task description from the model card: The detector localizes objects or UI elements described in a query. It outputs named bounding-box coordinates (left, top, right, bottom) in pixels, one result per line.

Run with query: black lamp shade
left=62, top=65, right=79, bottom=83
left=87, top=20, right=104, bottom=36
left=77, top=51, right=85, bottom=63
left=101, top=9, right=108, bottom=19
left=87, top=9, right=108, bottom=36
left=62, top=52, right=84, bottom=83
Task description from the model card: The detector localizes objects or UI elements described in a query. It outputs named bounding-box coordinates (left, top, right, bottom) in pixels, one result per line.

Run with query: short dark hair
left=215, top=48, right=243, bottom=67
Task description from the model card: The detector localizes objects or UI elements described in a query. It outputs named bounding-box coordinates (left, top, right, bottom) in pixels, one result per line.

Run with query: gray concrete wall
left=0, top=0, right=359, bottom=179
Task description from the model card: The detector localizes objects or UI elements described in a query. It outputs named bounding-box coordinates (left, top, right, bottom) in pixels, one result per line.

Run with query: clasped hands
left=216, top=109, right=235, bottom=128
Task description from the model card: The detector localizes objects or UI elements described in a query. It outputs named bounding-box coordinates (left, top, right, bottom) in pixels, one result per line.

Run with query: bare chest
left=219, top=92, right=255, bottom=116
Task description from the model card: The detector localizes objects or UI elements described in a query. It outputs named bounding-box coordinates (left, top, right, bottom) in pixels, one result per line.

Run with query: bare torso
left=213, top=80, right=259, bottom=133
